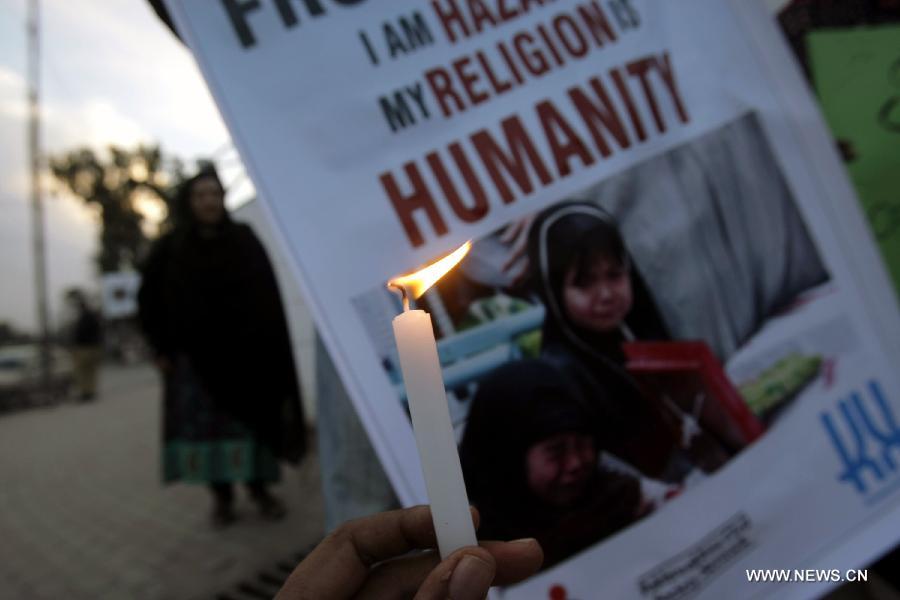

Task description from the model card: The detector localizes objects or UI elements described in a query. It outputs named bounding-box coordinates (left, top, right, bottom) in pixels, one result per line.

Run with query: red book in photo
left=623, top=341, right=765, bottom=449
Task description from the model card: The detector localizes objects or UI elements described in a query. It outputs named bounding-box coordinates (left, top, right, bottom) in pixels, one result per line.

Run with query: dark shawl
left=459, top=359, right=641, bottom=569
left=138, top=171, right=306, bottom=462
left=526, top=202, right=680, bottom=478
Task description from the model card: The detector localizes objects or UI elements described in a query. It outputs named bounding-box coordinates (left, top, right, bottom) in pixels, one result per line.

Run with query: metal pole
left=27, top=0, right=52, bottom=395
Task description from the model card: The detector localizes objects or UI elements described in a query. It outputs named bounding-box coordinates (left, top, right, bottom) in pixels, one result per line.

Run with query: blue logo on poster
left=821, top=380, right=900, bottom=501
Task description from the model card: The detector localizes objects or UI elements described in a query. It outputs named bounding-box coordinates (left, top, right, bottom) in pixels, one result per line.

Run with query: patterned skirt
left=162, top=356, right=280, bottom=484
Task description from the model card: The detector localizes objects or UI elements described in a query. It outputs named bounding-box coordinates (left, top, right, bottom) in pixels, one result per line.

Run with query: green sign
left=808, top=26, right=900, bottom=292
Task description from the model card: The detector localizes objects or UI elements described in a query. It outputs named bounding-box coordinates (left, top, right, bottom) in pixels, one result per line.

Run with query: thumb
left=414, top=547, right=496, bottom=600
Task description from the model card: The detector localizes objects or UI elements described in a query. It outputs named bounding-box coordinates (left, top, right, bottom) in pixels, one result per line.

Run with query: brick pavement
left=0, top=364, right=324, bottom=600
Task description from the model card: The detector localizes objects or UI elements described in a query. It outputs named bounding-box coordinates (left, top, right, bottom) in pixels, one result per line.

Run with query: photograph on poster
left=351, top=111, right=834, bottom=569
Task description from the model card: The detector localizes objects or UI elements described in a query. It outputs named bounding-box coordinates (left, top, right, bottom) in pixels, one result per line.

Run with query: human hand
left=638, top=477, right=681, bottom=512
left=276, top=505, right=543, bottom=599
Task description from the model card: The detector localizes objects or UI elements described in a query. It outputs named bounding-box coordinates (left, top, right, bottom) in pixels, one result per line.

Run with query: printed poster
left=162, top=1, right=900, bottom=597
left=808, top=25, right=900, bottom=293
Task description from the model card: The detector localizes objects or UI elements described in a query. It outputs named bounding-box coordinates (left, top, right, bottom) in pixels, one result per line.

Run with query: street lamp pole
left=27, top=0, right=52, bottom=395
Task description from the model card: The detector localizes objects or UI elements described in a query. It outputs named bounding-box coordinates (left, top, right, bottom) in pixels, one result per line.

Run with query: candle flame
left=388, top=241, right=472, bottom=301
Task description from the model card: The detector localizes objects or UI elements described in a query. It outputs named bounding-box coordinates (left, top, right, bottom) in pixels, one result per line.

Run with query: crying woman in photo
left=459, top=359, right=678, bottom=570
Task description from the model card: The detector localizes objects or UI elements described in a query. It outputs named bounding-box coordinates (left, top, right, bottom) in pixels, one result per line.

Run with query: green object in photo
left=740, top=354, right=822, bottom=417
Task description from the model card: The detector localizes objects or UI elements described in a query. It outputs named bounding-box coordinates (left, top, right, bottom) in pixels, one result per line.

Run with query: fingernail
left=508, top=537, right=538, bottom=544
left=449, top=554, right=494, bottom=600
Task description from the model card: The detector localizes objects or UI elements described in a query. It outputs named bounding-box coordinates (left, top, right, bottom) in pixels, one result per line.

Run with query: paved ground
left=0, top=363, right=324, bottom=600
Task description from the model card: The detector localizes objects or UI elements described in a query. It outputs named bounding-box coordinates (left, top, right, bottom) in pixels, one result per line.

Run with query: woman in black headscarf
left=460, top=359, right=647, bottom=570
left=138, top=167, right=306, bottom=527
left=526, top=201, right=729, bottom=480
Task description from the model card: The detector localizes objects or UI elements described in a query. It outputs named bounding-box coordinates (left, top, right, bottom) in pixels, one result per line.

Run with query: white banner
left=100, top=271, right=141, bottom=319
left=163, top=1, right=900, bottom=597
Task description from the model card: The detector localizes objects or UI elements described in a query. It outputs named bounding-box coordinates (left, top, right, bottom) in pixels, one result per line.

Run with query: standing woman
left=138, top=167, right=306, bottom=527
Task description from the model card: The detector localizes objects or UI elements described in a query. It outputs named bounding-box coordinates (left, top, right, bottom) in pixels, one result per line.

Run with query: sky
left=0, top=0, right=253, bottom=333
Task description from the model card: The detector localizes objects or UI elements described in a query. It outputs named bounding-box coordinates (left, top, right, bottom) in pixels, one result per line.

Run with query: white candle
left=393, top=308, right=477, bottom=558
left=389, top=243, right=477, bottom=558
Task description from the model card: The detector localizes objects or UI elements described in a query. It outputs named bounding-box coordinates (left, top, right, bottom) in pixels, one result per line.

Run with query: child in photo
left=526, top=201, right=732, bottom=480
left=459, top=359, right=669, bottom=570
